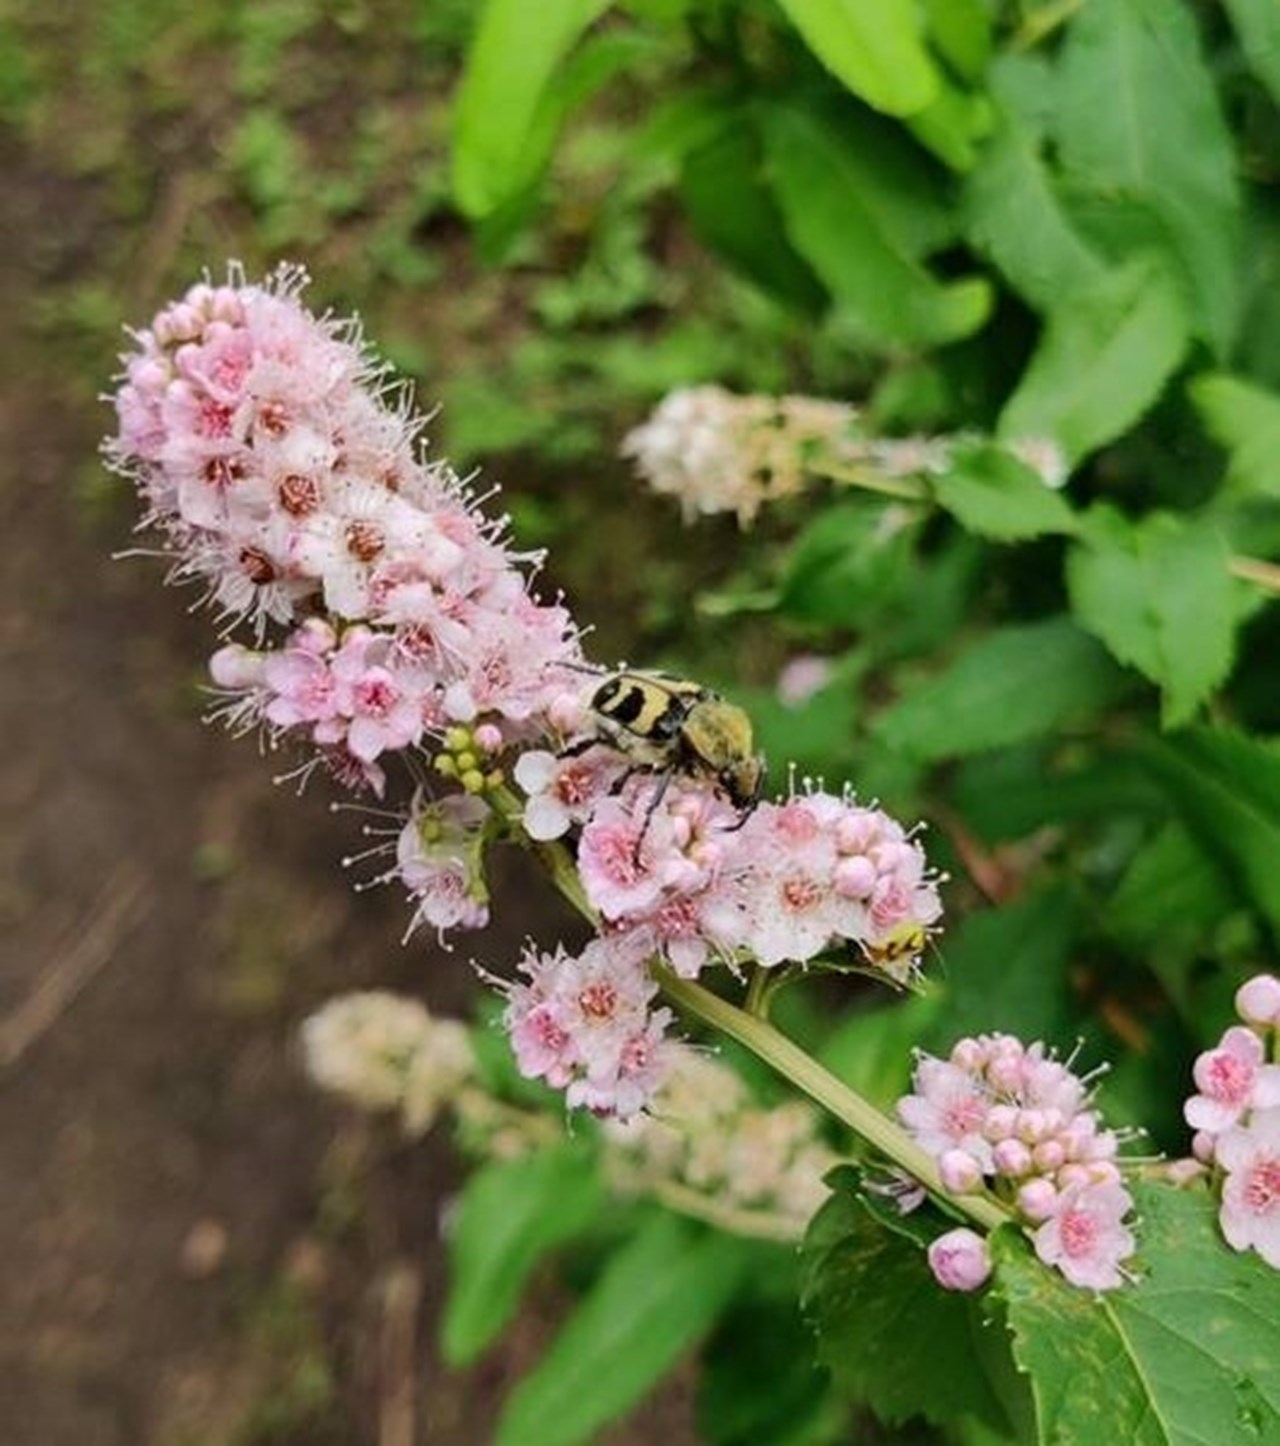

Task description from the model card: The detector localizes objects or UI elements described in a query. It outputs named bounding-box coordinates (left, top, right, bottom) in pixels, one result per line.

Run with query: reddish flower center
left=1205, top=1052, right=1254, bottom=1105
left=1059, top=1207, right=1100, bottom=1260
left=354, top=675, right=398, bottom=718
left=204, top=455, right=245, bottom=489
left=943, top=1095, right=986, bottom=1139
left=239, top=546, right=276, bottom=584
left=782, top=875, right=823, bottom=912
left=578, top=982, right=618, bottom=1021
left=197, top=398, right=234, bottom=438
left=279, top=473, right=321, bottom=517
left=257, top=400, right=289, bottom=436
left=556, top=762, right=595, bottom=808
left=1244, top=1158, right=1280, bottom=1215
left=346, top=519, right=386, bottom=562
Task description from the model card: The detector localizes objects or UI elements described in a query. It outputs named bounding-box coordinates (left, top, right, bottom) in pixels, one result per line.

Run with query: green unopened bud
left=435, top=755, right=459, bottom=778
left=445, top=726, right=472, bottom=752
left=461, top=768, right=487, bottom=794
left=456, top=750, right=478, bottom=773
left=486, top=768, right=505, bottom=790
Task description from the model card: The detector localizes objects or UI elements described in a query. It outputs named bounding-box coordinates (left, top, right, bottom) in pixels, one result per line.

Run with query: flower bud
left=984, top=1104, right=1018, bottom=1141
left=1235, top=974, right=1280, bottom=1027
left=927, top=1229, right=992, bottom=1293
left=473, top=723, right=503, bottom=754
left=950, top=1037, right=984, bottom=1073
left=209, top=643, right=264, bottom=689
left=993, top=1138, right=1032, bottom=1178
left=1032, top=1140, right=1065, bottom=1174
left=939, top=1148, right=983, bottom=1195
left=1192, top=1129, right=1217, bottom=1164
left=833, top=855, right=877, bottom=900
left=1017, top=1178, right=1059, bottom=1222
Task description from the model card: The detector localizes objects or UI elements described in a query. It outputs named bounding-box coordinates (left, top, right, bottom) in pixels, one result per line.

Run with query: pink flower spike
left=927, top=1229, right=992, bottom=1292
left=1216, top=1107, right=1280, bottom=1268
left=1237, top=974, right=1280, bottom=1028
left=1033, top=1181, right=1135, bottom=1291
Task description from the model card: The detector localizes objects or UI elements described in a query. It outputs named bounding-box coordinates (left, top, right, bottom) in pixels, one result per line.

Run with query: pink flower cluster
left=518, top=759, right=942, bottom=981
left=1186, top=974, right=1280, bottom=1269
left=899, top=1034, right=1136, bottom=1291
left=505, top=937, right=675, bottom=1119
left=108, top=266, right=584, bottom=797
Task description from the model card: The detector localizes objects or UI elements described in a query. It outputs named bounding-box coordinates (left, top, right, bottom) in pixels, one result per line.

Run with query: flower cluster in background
left=899, top=1033, right=1136, bottom=1291
left=603, top=1048, right=837, bottom=1236
left=1185, top=973, right=1280, bottom=1268
left=621, top=384, right=1068, bottom=526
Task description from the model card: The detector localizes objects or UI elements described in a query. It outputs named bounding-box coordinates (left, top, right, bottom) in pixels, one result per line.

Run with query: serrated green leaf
left=776, top=0, right=939, bottom=116
left=451, top=0, right=609, bottom=218
left=875, top=617, right=1128, bottom=763
left=801, top=1176, right=1025, bottom=1431
left=1191, top=373, right=1280, bottom=500
left=778, top=501, right=922, bottom=625
left=997, top=257, right=1190, bottom=466
left=935, top=885, right=1078, bottom=1046
left=1225, top=0, right=1280, bottom=105
left=680, top=115, right=826, bottom=315
left=495, top=1214, right=749, bottom=1446
left=933, top=443, right=1076, bottom=541
left=1054, top=0, right=1241, bottom=354
left=1140, top=727, right=1280, bottom=939
left=442, top=1146, right=603, bottom=1365
left=761, top=104, right=993, bottom=350
left=962, top=97, right=1105, bottom=313
left=994, top=1183, right=1280, bottom=1445
left=1066, top=507, right=1237, bottom=727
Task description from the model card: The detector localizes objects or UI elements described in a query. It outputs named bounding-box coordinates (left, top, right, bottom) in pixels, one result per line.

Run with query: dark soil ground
left=0, top=16, right=705, bottom=1443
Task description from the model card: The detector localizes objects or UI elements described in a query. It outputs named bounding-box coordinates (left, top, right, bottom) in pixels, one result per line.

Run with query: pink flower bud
left=939, top=1149, right=983, bottom=1194
left=1236, top=974, right=1280, bottom=1027
left=1057, top=1163, right=1090, bottom=1190
left=1192, top=1129, right=1217, bottom=1163
left=473, top=723, right=504, bottom=754
left=993, top=1138, right=1032, bottom=1178
left=1032, top=1140, right=1065, bottom=1173
left=987, top=1055, right=1023, bottom=1093
left=1163, top=1157, right=1207, bottom=1187
left=927, top=1228, right=992, bottom=1293
left=1018, top=1108, right=1048, bottom=1143
left=984, top=1104, right=1018, bottom=1141
left=833, top=855, right=877, bottom=899
left=209, top=643, right=263, bottom=689
left=950, top=1037, right=984, bottom=1072
left=1017, top=1178, right=1059, bottom=1222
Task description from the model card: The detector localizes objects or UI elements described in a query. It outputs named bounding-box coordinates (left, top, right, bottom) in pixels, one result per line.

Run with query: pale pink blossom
left=514, top=747, right=625, bottom=841
left=1217, top=1107, right=1280, bottom=1268
left=1184, top=1025, right=1280, bottom=1135
left=395, top=794, right=489, bottom=938
left=1236, top=974, right=1280, bottom=1028
left=1033, top=1181, right=1135, bottom=1291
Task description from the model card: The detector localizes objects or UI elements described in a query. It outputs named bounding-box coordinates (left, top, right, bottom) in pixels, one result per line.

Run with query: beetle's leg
left=632, top=770, right=672, bottom=865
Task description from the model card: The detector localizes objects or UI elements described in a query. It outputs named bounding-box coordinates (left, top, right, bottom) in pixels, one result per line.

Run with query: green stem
left=1230, top=555, right=1280, bottom=595
left=486, top=784, right=1010, bottom=1233
left=743, top=964, right=772, bottom=1019
left=1011, top=0, right=1083, bottom=50
left=650, top=1179, right=805, bottom=1243
left=810, top=457, right=930, bottom=503
left=653, top=966, right=1011, bottom=1233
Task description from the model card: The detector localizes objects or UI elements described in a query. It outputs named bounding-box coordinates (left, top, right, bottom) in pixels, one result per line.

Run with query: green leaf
left=1108, top=820, right=1238, bottom=961
left=451, top=0, right=609, bottom=218
left=495, top=1214, right=749, bottom=1446
left=922, top=0, right=993, bottom=84
left=994, top=1183, right=1280, bottom=1445
left=680, top=114, right=826, bottom=315
left=802, top=1174, right=1025, bottom=1431
left=997, top=256, right=1190, bottom=466
left=1066, top=508, right=1237, bottom=727
left=1191, top=373, right=1280, bottom=500
left=1141, top=727, right=1280, bottom=938
left=1224, top=0, right=1280, bottom=106
left=442, top=1146, right=603, bottom=1365
left=762, top=104, right=993, bottom=350
left=935, top=885, right=1078, bottom=1046
left=962, top=95, right=1105, bottom=313
left=776, top=0, right=939, bottom=116
left=905, top=79, right=993, bottom=172
left=933, top=443, right=1076, bottom=541
left=1054, top=0, right=1242, bottom=354
left=875, top=617, right=1128, bottom=763
left=778, top=501, right=922, bottom=625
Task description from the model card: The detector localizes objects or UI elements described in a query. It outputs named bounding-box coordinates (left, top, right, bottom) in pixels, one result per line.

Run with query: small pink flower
left=927, top=1229, right=991, bottom=1292
left=1033, top=1181, right=1135, bottom=1291
left=514, top=747, right=623, bottom=841
left=1216, top=1107, right=1280, bottom=1268
left=1184, top=1026, right=1280, bottom=1135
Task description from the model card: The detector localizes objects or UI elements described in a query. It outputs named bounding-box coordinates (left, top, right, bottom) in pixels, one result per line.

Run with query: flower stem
left=652, top=966, right=1011, bottom=1233
left=809, top=457, right=930, bottom=503
left=743, top=964, right=772, bottom=1019
left=488, top=782, right=1010, bottom=1233
left=1230, top=555, right=1280, bottom=595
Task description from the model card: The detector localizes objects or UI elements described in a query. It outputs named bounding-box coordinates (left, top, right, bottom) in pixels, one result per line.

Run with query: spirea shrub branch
left=106, top=266, right=1280, bottom=1299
